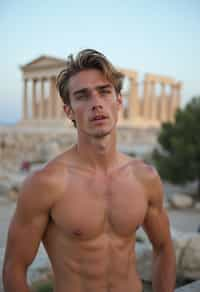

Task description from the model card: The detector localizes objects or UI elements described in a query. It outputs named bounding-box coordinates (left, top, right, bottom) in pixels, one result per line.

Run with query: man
left=3, top=49, right=176, bottom=292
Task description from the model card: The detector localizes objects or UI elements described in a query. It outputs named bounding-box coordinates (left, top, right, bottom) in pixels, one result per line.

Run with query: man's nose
left=92, top=104, right=103, bottom=111
left=90, top=93, right=103, bottom=111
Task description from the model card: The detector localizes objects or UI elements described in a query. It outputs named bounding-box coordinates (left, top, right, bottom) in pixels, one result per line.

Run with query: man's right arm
left=3, top=170, right=54, bottom=292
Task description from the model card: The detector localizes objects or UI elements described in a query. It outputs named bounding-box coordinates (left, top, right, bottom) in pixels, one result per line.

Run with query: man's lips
left=90, top=115, right=108, bottom=121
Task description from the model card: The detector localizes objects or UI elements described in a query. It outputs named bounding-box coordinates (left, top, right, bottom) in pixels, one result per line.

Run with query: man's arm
left=142, top=170, right=176, bottom=292
left=3, top=170, right=54, bottom=292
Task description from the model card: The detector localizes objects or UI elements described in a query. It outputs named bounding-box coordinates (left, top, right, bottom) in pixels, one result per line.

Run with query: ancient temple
left=20, top=55, right=182, bottom=127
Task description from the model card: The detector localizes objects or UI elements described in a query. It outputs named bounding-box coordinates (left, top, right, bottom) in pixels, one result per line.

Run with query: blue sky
left=0, top=0, right=200, bottom=123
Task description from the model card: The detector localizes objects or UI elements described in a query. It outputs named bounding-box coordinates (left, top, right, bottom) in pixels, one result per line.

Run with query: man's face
left=65, top=69, right=122, bottom=138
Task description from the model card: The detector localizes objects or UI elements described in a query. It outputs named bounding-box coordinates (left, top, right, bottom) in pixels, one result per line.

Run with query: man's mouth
left=91, top=115, right=108, bottom=121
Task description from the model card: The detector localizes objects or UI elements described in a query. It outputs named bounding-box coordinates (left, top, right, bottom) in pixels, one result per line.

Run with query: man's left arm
left=142, top=171, right=176, bottom=292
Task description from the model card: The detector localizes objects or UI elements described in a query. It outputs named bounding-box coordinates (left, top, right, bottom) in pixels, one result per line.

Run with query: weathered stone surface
left=135, top=242, right=153, bottom=282
left=9, top=173, right=27, bottom=191
left=37, top=141, right=61, bottom=162
left=136, top=228, right=200, bottom=282
left=8, top=189, right=19, bottom=200
left=194, top=202, right=200, bottom=211
left=170, top=194, right=193, bottom=209
left=136, top=227, right=149, bottom=244
left=27, top=245, right=51, bottom=285
left=172, top=230, right=200, bottom=280
left=164, top=198, right=170, bottom=209
left=0, top=181, right=10, bottom=196
left=173, top=239, right=189, bottom=269
left=0, top=127, right=77, bottom=168
left=0, top=171, right=27, bottom=199
left=175, top=280, right=200, bottom=292
left=181, top=236, right=200, bottom=279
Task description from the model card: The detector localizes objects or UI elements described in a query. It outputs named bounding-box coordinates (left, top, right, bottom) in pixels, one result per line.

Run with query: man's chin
left=91, top=129, right=112, bottom=139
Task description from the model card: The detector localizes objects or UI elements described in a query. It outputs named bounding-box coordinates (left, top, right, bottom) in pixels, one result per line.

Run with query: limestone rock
left=136, top=228, right=200, bottom=283
left=181, top=236, right=200, bottom=279
left=164, top=198, right=170, bottom=209
left=194, top=202, right=200, bottom=211
left=0, top=180, right=10, bottom=196
left=0, top=170, right=28, bottom=199
left=8, top=189, right=19, bottom=200
left=170, top=194, right=193, bottom=209
left=172, top=228, right=200, bottom=280
left=9, top=173, right=27, bottom=192
left=27, top=245, right=51, bottom=285
left=136, top=227, right=149, bottom=244
left=172, top=229, right=193, bottom=272
left=135, top=242, right=153, bottom=282
left=37, top=141, right=61, bottom=162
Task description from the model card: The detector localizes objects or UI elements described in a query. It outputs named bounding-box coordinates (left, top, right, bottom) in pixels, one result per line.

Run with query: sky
left=0, top=0, right=200, bottom=124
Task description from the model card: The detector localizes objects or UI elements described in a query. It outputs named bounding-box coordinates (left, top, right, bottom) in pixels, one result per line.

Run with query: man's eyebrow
left=96, top=84, right=112, bottom=90
left=73, top=88, right=89, bottom=96
left=72, top=84, right=112, bottom=96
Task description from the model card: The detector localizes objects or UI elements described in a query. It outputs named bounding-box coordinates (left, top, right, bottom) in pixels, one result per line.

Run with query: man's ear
left=63, top=104, right=74, bottom=121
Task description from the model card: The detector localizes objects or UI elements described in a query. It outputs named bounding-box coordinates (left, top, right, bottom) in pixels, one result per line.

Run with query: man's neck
left=76, top=131, right=119, bottom=173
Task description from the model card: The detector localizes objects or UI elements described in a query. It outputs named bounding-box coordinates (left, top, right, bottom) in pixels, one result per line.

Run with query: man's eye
left=76, top=95, right=88, bottom=100
left=101, top=89, right=111, bottom=95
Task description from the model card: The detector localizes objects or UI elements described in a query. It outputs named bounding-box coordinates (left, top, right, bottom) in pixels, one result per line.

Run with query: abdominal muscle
left=43, top=223, right=143, bottom=292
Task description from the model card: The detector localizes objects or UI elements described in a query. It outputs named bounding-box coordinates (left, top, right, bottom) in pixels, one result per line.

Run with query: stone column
left=160, top=83, right=167, bottom=122
left=39, top=79, right=45, bottom=119
left=169, top=82, right=181, bottom=121
left=149, top=81, right=156, bottom=120
left=165, top=86, right=171, bottom=121
left=176, top=82, right=182, bottom=108
left=32, top=79, right=37, bottom=119
left=54, top=77, right=63, bottom=119
left=52, top=77, right=57, bottom=119
left=47, top=77, right=56, bottom=119
left=47, top=79, right=51, bottom=119
left=23, top=78, right=28, bottom=120
left=128, top=78, right=138, bottom=122
left=168, top=84, right=175, bottom=121
left=142, top=79, right=149, bottom=119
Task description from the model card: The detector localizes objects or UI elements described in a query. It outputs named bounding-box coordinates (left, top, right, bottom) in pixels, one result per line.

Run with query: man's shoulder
left=20, top=150, right=73, bottom=205
left=37, top=145, right=77, bottom=185
left=25, top=165, right=64, bottom=193
left=131, top=159, right=158, bottom=180
left=130, top=159, right=163, bottom=202
left=118, top=154, right=158, bottom=181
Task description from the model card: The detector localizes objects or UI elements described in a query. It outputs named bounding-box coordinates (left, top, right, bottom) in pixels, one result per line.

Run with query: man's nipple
left=73, top=229, right=83, bottom=237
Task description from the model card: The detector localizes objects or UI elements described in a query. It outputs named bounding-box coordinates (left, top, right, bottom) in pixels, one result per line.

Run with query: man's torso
left=42, top=151, right=149, bottom=292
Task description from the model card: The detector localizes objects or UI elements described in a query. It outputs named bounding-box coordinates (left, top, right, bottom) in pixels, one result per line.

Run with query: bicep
left=4, top=174, right=50, bottom=268
left=5, top=208, right=48, bottom=268
left=142, top=170, right=172, bottom=249
left=142, top=204, right=171, bottom=250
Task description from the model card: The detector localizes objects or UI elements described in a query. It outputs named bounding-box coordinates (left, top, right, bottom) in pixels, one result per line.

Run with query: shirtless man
left=3, top=49, right=176, bottom=292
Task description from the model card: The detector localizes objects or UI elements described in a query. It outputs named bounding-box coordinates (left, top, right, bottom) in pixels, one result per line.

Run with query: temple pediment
left=21, top=55, right=66, bottom=71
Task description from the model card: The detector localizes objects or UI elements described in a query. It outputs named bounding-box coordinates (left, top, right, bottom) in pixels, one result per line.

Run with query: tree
left=153, top=96, right=200, bottom=195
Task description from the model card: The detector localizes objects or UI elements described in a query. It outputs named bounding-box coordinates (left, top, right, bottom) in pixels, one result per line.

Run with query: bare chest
left=50, top=172, right=147, bottom=239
